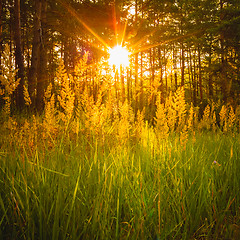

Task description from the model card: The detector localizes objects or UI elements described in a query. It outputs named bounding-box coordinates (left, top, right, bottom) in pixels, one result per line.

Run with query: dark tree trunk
left=36, top=0, right=47, bottom=112
left=28, top=0, right=42, bottom=107
left=14, top=0, right=25, bottom=109
left=173, top=47, right=178, bottom=90
left=198, top=46, right=203, bottom=100
left=188, top=47, right=197, bottom=105
left=0, top=0, right=2, bottom=66
left=134, top=52, right=138, bottom=110
left=134, top=0, right=138, bottom=112
left=158, top=47, right=163, bottom=100
left=163, top=48, right=167, bottom=94
left=193, top=49, right=197, bottom=105
left=7, top=0, right=15, bottom=57
left=181, top=44, right=184, bottom=86
left=120, top=65, right=125, bottom=103
left=140, top=51, right=143, bottom=110
left=127, top=68, right=130, bottom=102
left=208, top=46, right=213, bottom=98
left=219, top=0, right=227, bottom=102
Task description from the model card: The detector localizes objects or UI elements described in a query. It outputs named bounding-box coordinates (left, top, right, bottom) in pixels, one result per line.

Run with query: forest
left=0, top=0, right=240, bottom=239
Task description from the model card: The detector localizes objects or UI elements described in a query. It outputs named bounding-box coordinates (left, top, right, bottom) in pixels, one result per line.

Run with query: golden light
left=108, top=45, right=130, bottom=68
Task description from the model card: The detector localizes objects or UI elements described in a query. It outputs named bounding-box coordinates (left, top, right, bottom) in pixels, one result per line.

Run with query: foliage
left=0, top=44, right=20, bottom=116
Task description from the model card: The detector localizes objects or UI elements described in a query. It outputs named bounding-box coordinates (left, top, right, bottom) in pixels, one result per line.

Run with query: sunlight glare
left=108, top=45, right=130, bottom=68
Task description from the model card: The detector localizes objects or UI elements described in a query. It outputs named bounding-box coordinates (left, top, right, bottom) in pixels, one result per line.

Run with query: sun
left=108, top=45, right=130, bottom=68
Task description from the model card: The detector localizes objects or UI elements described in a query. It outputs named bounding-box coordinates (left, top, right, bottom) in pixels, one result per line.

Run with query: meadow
left=1, top=60, right=240, bottom=239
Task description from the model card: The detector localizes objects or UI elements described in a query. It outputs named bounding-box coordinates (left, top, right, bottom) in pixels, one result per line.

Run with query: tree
left=0, top=0, right=2, bottom=66
left=36, top=0, right=47, bottom=112
left=1, top=0, right=240, bottom=113
left=14, top=0, right=25, bottom=109
left=28, top=0, right=42, bottom=107
left=28, top=0, right=49, bottom=112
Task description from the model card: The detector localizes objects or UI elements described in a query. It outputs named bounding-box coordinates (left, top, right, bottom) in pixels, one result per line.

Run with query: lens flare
left=108, top=45, right=130, bottom=68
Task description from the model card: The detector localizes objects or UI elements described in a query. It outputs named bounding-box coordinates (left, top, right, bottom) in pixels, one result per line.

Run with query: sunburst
left=57, top=0, right=176, bottom=68
left=108, top=45, right=130, bottom=68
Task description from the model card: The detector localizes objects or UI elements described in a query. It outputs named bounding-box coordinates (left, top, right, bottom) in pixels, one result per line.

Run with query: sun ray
left=130, top=29, right=157, bottom=50
left=76, top=37, right=108, bottom=54
left=57, top=0, right=207, bottom=68
left=112, top=3, right=119, bottom=45
left=121, top=19, right=128, bottom=46
left=57, top=0, right=110, bottom=50
left=131, top=29, right=205, bottom=55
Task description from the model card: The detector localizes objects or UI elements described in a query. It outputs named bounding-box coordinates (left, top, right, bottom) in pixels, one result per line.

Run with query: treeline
left=0, top=0, right=240, bottom=114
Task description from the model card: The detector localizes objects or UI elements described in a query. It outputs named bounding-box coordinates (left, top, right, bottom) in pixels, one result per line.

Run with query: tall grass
left=1, top=56, right=240, bottom=239
left=1, top=128, right=240, bottom=239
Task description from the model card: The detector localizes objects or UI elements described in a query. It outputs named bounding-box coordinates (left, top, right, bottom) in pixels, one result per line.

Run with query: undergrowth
left=0, top=54, right=240, bottom=239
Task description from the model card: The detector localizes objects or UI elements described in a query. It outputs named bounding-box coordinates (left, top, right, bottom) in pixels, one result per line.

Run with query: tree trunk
left=0, top=0, right=2, bottom=66
left=173, top=47, right=178, bottom=90
left=188, top=47, right=197, bottom=105
left=164, top=48, right=167, bottom=94
left=208, top=45, right=213, bottom=98
left=127, top=68, right=130, bottom=102
left=28, top=0, right=42, bottom=107
left=120, top=65, right=125, bottom=103
left=158, top=47, right=163, bottom=100
left=181, top=43, right=184, bottom=86
left=14, top=0, right=25, bottom=109
left=8, top=0, right=14, bottom=55
left=36, top=0, right=47, bottom=112
left=198, top=46, right=203, bottom=100
left=193, top=49, right=197, bottom=105
left=140, top=51, right=143, bottom=110
left=134, top=0, right=138, bottom=112
left=134, top=52, right=138, bottom=110
left=219, top=0, right=228, bottom=102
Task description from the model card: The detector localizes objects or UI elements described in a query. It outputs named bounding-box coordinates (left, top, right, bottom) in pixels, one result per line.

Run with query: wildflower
left=23, top=85, right=32, bottom=106
left=212, top=160, right=221, bottom=166
left=154, top=94, right=169, bottom=139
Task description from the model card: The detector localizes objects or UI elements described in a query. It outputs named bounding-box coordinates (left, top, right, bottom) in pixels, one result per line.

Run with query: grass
left=0, top=125, right=240, bottom=240
left=1, top=46, right=240, bottom=239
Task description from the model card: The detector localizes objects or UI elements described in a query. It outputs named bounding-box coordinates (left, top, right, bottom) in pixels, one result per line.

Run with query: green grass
left=0, top=129, right=240, bottom=239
